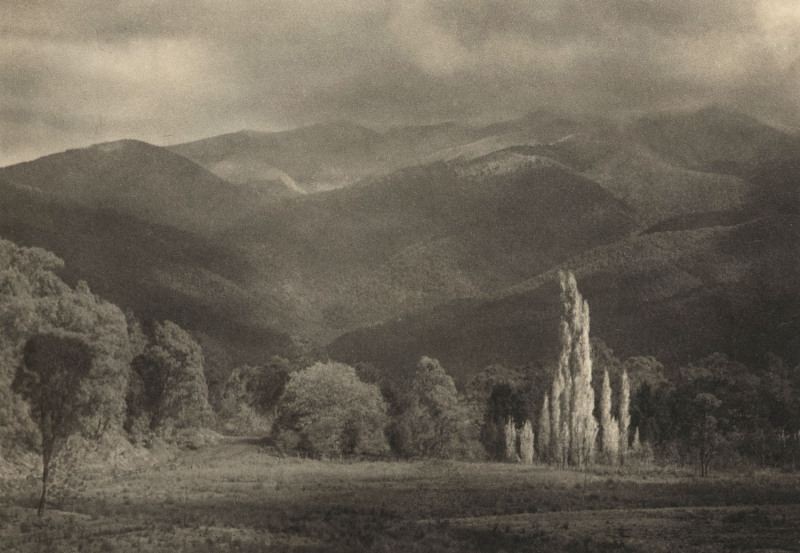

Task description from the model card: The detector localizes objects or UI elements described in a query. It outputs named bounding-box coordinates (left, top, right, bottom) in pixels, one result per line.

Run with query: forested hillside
left=0, top=177, right=292, bottom=370
left=223, top=153, right=639, bottom=339
left=329, top=214, right=800, bottom=380
left=0, top=106, right=797, bottom=387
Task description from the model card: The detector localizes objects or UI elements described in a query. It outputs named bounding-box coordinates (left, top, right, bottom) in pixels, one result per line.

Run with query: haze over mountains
left=1, top=106, right=798, bottom=380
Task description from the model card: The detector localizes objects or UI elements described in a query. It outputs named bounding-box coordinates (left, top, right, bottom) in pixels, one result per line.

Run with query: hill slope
left=328, top=213, right=799, bottom=382
left=326, top=110, right=800, bottom=380
left=1, top=107, right=796, bottom=377
left=0, top=177, right=292, bottom=366
left=626, top=106, right=800, bottom=175
left=0, top=140, right=265, bottom=235
left=221, top=151, right=639, bottom=339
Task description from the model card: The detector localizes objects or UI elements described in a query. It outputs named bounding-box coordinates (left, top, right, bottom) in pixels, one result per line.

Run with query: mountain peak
left=90, top=138, right=156, bottom=153
left=0, top=139, right=264, bottom=235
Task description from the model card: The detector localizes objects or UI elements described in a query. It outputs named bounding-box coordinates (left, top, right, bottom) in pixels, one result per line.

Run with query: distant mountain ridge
left=0, top=139, right=266, bottom=235
left=0, top=105, right=797, bottom=382
left=168, top=121, right=388, bottom=192
left=626, top=106, right=800, bottom=175
left=166, top=111, right=596, bottom=193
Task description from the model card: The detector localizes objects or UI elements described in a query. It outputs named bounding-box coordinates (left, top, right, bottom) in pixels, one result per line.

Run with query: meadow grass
left=1, top=438, right=798, bottom=552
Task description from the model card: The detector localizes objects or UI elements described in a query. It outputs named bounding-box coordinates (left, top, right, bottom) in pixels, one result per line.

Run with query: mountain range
left=1, top=106, right=797, bottom=381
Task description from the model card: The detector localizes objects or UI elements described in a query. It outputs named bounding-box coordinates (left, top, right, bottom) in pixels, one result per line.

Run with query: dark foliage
left=129, top=321, right=213, bottom=433
left=628, top=352, right=800, bottom=472
left=14, top=333, right=94, bottom=515
left=388, top=357, right=483, bottom=459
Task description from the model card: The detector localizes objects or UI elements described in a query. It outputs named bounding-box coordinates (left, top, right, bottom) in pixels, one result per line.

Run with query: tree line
left=2, top=239, right=799, bottom=513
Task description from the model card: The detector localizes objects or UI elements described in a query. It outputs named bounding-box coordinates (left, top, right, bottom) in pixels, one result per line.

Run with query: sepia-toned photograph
left=1, top=1, right=799, bottom=551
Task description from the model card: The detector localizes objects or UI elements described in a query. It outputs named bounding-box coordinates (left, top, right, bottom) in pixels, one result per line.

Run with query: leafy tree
left=466, top=364, right=536, bottom=460
left=466, top=364, right=526, bottom=402
left=216, top=365, right=261, bottom=432
left=483, top=383, right=527, bottom=460
left=599, top=369, right=619, bottom=464
left=1, top=239, right=131, bottom=455
left=670, top=354, right=763, bottom=474
left=620, top=356, right=667, bottom=397
left=132, top=321, right=212, bottom=433
left=630, top=381, right=671, bottom=446
left=391, top=357, right=482, bottom=459
left=216, top=358, right=292, bottom=434
left=274, top=362, right=388, bottom=457
left=13, top=333, right=93, bottom=515
left=218, top=357, right=291, bottom=418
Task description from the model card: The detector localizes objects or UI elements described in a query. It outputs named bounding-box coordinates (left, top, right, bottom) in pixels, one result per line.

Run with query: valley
left=4, top=6, right=800, bottom=552
left=2, top=437, right=799, bottom=553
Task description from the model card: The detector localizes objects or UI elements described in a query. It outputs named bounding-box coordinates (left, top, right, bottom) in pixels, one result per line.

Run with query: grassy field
left=1, top=437, right=799, bottom=552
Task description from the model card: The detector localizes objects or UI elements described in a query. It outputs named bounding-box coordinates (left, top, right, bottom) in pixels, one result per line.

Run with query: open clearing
left=1, top=437, right=799, bottom=552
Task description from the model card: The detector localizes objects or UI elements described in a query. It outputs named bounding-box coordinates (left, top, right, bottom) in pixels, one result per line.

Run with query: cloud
left=1, top=0, right=798, bottom=165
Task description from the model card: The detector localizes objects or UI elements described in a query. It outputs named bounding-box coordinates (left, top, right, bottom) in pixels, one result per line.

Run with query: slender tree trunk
left=38, top=456, right=50, bottom=516
left=700, top=446, right=710, bottom=477
left=699, top=446, right=704, bottom=476
left=38, top=412, right=53, bottom=517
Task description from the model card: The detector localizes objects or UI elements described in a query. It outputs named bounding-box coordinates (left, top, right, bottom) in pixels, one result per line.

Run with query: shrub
left=274, top=362, right=389, bottom=457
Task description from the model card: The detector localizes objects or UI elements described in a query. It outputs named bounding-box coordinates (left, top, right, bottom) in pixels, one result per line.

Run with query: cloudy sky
left=2, top=0, right=799, bottom=166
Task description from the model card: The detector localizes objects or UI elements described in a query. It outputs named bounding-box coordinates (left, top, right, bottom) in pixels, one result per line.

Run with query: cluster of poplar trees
left=504, top=271, right=634, bottom=466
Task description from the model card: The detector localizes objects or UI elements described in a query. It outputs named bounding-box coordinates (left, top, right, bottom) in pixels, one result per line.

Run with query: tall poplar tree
left=600, top=369, right=619, bottom=464
left=538, top=393, right=550, bottom=461
left=549, top=271, right=598, bottom=466
left=519, top=420, right=535, bottom=464
left=619, top=370, right=631, bottom=463
left=504, top=417, right=517, bottom=461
